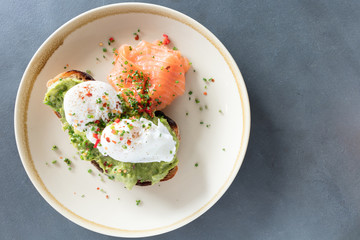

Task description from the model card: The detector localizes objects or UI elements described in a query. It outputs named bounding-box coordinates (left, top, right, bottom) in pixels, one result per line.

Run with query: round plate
left=14, top=3, right=250, bottom=238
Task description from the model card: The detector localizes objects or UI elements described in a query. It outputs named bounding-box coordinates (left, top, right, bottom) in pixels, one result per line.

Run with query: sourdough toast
left=47, top=70, right=179, bottom=186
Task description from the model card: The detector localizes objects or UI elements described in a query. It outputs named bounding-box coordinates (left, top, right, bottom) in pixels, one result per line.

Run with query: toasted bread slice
left=46, top=70, right=179, bottom=186
left=90, top=110, right=180, bottom=186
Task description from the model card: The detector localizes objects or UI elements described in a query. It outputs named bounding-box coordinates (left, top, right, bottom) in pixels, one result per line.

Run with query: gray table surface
left=2, top=0, right=360, bottom=239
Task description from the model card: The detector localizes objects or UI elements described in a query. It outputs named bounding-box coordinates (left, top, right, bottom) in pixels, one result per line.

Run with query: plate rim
left=14, top=2, right=251, bottom=237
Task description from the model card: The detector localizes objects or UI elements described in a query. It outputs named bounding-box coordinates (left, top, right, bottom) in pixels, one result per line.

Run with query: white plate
left=14, top=3, right=250, bottom=238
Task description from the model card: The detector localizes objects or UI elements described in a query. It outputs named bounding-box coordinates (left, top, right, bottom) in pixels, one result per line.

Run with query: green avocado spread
left=44, top=78, right=179, bottom=189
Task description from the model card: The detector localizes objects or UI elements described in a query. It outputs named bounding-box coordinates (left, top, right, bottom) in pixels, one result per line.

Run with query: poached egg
left=97, top=118, right=176, bottom=163
left=63, top=81, right=122, bottom=131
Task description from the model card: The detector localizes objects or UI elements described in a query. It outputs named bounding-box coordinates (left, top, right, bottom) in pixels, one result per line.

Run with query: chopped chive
left=64, top=158, right=71, bottom=166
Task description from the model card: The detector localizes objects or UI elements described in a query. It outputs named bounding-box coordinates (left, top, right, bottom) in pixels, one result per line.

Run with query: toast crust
left=46, top=70, right=94, bottom=88
left=47, top=70, right=179, bottom=186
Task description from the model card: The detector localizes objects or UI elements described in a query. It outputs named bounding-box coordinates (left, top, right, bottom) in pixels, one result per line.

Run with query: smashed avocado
left=44, top=78, right=179, bottom=189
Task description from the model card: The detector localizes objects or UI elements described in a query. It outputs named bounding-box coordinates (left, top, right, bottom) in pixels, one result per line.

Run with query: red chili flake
left=112, top=140, right=117, bottom=144
left=106, top=195, right=109, bottom=199
left=94, top=120, right=100, bottom=124
left=134, top=34, right=139, bottom=40
left=97, top=187, right=100, bottom=190
left=109, top=37, right=115, bottom=43
left=85, top=92, right=92, bottom=97
left=96, top=128, right=100, bottom=132
left=211, top=78, right=215, bottom=82
left=162, top=34, right=170, bottom=45
left=93, top=133, right=98, bottom=138
left=203, top=91, right=208, bottom=96
left=120, top=137, right=124, bottom=141
left=165, top=66, right=170, bottom=70
left=106, top=137, right=110, bottom=142
left=127, top=139, right=132, bottom=145
left=103, top=103, right=107, bottom=107
left=105, top=170, right=108, bottom=173
left=115, top=118, right=120, bottom=123
left=145, top=108, right=152, bottom=115
left=111, top=129, right=117, bottom=135
left=104, top=161, right=107, bottom=166
left=94, top=138, right=100, bottom=148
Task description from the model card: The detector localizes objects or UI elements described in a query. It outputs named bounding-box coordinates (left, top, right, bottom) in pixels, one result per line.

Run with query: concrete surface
left=2, top=0, right=360, bottom=239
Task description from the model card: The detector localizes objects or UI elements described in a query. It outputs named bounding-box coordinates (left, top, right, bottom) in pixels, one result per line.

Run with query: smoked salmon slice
left=107, top=40, right=190, bottom=111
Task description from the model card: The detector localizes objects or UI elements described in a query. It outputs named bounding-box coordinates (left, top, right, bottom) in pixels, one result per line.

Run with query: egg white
left=98, top=118, right=176, bottom=163
left=63, top=81, right=122, bottom=131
